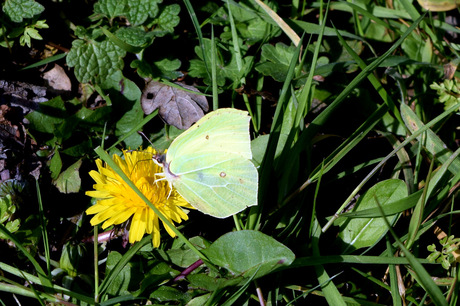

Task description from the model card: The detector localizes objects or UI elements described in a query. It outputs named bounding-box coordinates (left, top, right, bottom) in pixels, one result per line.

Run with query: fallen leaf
left=141, top=81, right=208, bottom=129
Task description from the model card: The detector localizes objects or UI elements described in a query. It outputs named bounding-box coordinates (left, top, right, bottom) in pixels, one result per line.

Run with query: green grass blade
left=376, top=202, right=448, bottom=306
left=312, top=218, right=346, bottom=305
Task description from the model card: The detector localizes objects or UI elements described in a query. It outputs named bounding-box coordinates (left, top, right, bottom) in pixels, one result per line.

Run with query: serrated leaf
left=189, top=38, right=246, bottom=86
left=54, top=159, right=82, bottom=193
left=337, top=179, right=407, bottom=253
left=203, top=230, right=295, bottom=280
left=102, top=27, right=144, bottom=54
left=255, top=42, right=297, bottom=82
left=66, top=39, right=126, bottom=84
left=93, top=0, right=128, bottom=19
left=152, top=4, right=180, bottom=36
left=3, top=0, right=44, bottom=23
left=125, top=0, right=161, bottom=26
left=115, top=27, right=155, bottom=48
left=218, top=2, right=281, bottom=44
left=24, top=28, right=42, bottom=40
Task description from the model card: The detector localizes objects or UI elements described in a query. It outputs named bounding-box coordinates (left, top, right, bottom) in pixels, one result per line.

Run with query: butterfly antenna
left=138, top=131, right=155, bottom=147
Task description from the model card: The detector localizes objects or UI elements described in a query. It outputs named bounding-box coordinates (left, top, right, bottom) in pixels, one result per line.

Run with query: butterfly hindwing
left=169, top=152, right=258, bottom=218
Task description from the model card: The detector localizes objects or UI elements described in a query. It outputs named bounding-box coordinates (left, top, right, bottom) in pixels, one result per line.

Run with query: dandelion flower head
left=86, top=147, right=193, bottom=247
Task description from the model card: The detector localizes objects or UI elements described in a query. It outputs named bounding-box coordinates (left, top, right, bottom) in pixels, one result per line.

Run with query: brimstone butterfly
left=154, top=108, right=258, bottom=218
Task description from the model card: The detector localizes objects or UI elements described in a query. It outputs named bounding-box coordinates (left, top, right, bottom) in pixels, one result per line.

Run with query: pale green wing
left=169, top=152, right=258, bottom=218
left=166, top=108, right=252, bottom=164
left=164, top=108, right=258, bottom=218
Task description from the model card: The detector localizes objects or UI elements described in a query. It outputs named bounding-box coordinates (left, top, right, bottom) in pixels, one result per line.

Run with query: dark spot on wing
left=220, top=172, right=226, bottom=178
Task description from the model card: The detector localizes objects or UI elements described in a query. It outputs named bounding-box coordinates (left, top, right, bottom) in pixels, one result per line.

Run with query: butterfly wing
left=166, top=108, right=252, bottom=161
left=165, top=108, right=258, bottom=218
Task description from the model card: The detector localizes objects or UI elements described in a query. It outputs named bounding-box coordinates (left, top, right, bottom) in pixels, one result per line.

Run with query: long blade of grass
left=376, top=199, right=448, bottom=306
left=298, top=14, right=425, bottom=149
left=0, top=262, right=94, bottom=303
left=0, top=227, right=51, bottom=290
left=312, top=218, right=346, bottom=305
left=252, top=0, right=300, bottom=46
left=401, top=103, right=460, bottom=174
left=36, top=180, right=50, bottom=278
left=98, top=236, right=150, bottom=298
left=386, top=237, right=403, bottom=306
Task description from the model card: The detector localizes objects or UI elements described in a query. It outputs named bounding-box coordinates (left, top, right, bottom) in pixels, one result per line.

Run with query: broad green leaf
left=401, top=24, right=432, bottom=62
left=167, top=236, right=208, bottom=268
left=203, top=230, right=295, bottom=280
left=53, top=159, right=82, bottom=193
left=105, top=251, right=132, bottom=296
left=100, top=71, right=142, bottom=148
left=3, top=0, right=44, bottom=23
left=153, top=58, right=183, bottom=79
left=151, top=4, right=181, bottom=36
left=336, top=190, right=422, bottom=219
left=49, top=149, right=62, bottom=180
left=25, top=96, right=67, bottom=134
left=337, top=179, right=407, bottom=253
left=61, top=140, right=93, bottom=157
left=125, top=0, right=160, bottom=26
left=66, top=39, right=126, bottom=84
left=115, top=27, right=155, bottom=48
left=255, top=43, right=298, bottom=82
left=139, top=262, right=179, bottom=294
left=187, top=273, right=243, bottom=291
left=93, top=0, right=127, bottom=19
left=102, top=27, right=144, bottom=54
left=149, top=286, right=191, bottom=304
left=59, top=243, right=86, bottom=278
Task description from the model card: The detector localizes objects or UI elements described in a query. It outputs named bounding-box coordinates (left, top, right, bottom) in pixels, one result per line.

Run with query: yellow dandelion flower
left=85, top=147, right=194, bottom=247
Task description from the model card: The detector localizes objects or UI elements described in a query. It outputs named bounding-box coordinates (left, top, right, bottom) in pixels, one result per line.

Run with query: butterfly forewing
left=166, top=108, right=252, bottom=163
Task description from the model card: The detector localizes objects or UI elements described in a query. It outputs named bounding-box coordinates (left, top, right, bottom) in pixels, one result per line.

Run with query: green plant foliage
left=430, top=79, right=460, bottom=111
left=0, top=195, right=20, bottom=239
left=53, top=159, right=82, bottom=193
left=2, top=0, right=44, bottom=23
left=3, top=0, right=460, bottom=305
left=255, top=42, right=297, bottom=82
left=203, top=230, right=295, bottom=280
left=335, top=179, right=407, bottom=253
left=427, top=235, right=460, bottom=270
left=67, top=40, right=126, bottom=84
left=189, top=38, right=251, bottom=87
